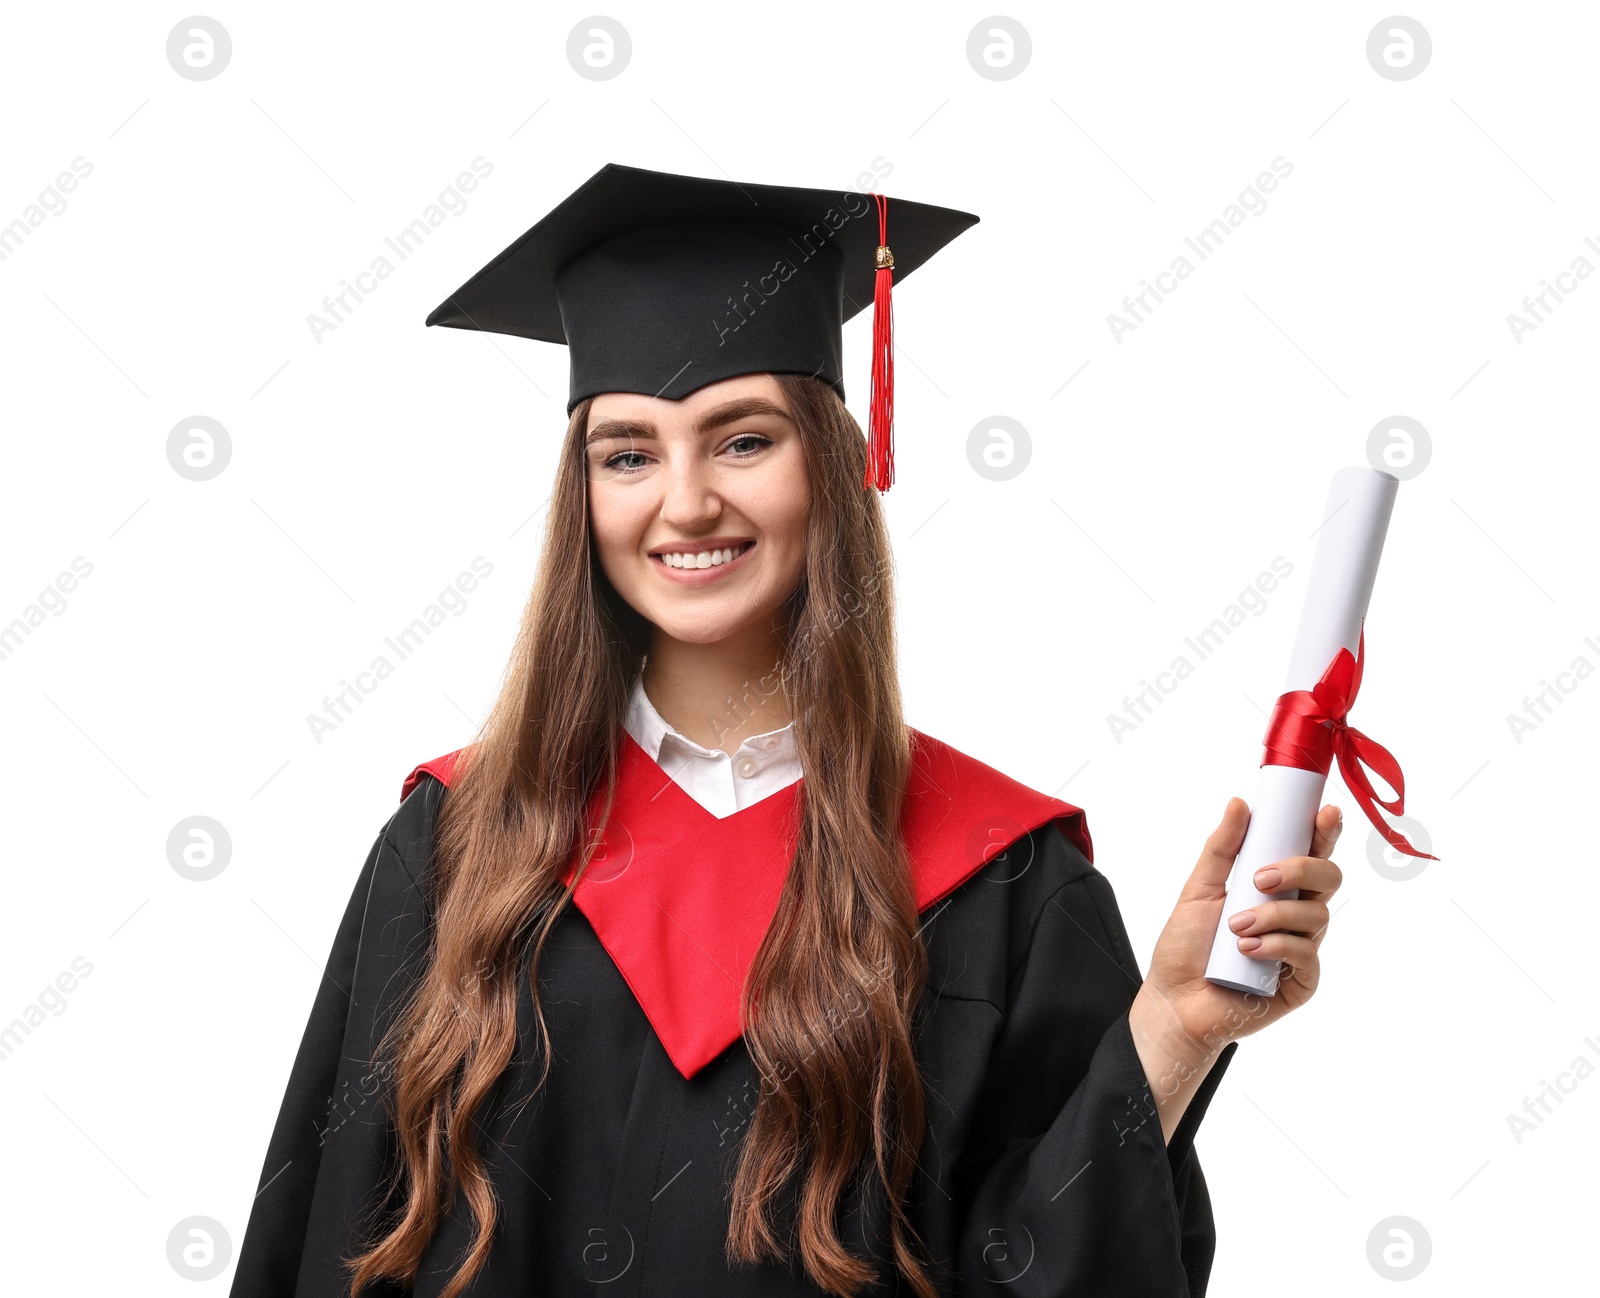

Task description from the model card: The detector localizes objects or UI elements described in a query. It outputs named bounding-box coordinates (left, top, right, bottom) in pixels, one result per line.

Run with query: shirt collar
left=624, top=675, right=798, bottom=765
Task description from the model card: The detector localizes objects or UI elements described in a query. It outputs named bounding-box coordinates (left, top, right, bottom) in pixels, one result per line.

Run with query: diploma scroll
left=1205, top=467, right=1400, bottom=996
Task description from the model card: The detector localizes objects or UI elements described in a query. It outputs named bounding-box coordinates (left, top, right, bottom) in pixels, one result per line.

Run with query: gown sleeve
left=229, top=783, right=438, bottom=1298
left=952, top=858, right=1239, bottom=1298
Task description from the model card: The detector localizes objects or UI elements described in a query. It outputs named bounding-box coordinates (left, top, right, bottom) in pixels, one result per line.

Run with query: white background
left=1, top=2, right=1593, bottom=1291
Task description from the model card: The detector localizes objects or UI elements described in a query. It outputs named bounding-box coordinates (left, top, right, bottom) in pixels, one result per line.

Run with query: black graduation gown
left=229, top=770, right=1237, bottom=1297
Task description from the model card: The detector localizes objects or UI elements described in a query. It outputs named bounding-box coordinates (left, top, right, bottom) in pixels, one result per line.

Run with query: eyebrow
left=584, top=397, right=795, bottom=445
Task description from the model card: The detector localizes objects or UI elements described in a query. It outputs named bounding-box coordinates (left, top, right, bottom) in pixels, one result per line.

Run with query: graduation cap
left=425, top=163, right=979, bottom=492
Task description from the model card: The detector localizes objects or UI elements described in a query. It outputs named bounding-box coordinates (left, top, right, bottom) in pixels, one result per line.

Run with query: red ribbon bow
left=1261, top=626, right=1437, bottom=860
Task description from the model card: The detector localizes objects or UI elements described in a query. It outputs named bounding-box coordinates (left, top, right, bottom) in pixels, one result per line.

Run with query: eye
left=600, top=449, right=651, bottom=474
left=724, top=432, right=773, bottom=458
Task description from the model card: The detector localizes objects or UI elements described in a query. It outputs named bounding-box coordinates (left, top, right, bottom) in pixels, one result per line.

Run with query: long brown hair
left=345, top=374, right=937, bottom=1297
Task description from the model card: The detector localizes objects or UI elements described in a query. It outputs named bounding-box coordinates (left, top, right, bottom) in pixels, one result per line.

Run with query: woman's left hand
left=1130, top=798, right=1345, bottom=1079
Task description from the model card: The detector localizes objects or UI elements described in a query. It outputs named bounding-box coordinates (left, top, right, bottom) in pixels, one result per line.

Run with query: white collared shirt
left=623, top=676, right=802, bottom=819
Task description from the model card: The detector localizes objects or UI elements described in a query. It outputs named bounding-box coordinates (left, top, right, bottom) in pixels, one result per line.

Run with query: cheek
left=760, top=489, right=811, bottom=595
left=778, top=497, right=810, bottom=557
left=587, top=485, right=640, bottom=572
left=762, top=448, right=812, bottom=553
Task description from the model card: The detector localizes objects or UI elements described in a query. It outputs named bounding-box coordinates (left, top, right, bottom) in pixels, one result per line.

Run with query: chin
left=647, top=610, right=755, bottom=645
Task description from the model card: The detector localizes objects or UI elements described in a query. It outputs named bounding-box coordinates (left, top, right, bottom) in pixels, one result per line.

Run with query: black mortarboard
left=425, top=163, right=979, bottom=491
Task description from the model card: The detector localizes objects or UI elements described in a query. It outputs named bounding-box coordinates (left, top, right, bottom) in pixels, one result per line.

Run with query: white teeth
left=661, top=544, right=747, bottom=569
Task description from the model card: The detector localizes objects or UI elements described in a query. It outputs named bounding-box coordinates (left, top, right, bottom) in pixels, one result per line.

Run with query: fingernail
left=1228, top=910, right=1255, bottom=933
left=1237, top=935, right=1263, bottom=953
left=1254, top=867, right=1282, bottom=889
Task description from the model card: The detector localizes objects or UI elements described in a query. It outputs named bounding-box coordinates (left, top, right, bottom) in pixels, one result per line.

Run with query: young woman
left=230, top=167, right=1343, bottom=1298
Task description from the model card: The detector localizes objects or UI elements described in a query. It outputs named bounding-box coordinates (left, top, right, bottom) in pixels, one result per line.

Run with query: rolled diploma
left=1204, top=466, right=1399, bottom=995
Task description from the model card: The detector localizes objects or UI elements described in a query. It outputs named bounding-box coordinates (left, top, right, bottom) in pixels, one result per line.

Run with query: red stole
left=400, top=729, right=1089, bottom=1079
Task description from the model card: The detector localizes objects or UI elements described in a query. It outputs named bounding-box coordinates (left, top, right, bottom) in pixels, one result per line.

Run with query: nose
left=657, top=445, right=722, bottom=535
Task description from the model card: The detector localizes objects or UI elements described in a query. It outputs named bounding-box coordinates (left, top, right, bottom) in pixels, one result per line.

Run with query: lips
left=649, top=539, right=757, bottom=585
left=648, top=535, right=755, bottom=557
left=653, top=540, right=754, bottom=569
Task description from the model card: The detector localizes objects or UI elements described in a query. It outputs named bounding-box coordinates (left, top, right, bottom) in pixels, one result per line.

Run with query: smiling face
left=585, top=373, right=812, bottom=651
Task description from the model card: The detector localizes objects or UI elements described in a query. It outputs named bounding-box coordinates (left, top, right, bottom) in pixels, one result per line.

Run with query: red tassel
left=865, top=192, right=894, bottom=492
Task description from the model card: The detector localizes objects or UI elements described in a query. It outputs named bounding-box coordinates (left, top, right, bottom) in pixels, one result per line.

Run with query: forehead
left=585, top=373, right=791, bottom=429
